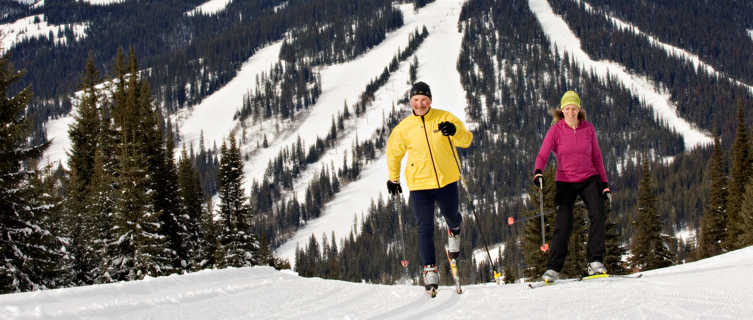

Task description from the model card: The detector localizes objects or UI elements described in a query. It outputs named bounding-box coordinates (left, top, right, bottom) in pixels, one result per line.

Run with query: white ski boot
left=588, top=261, right=607, bottom=275
left=447, top=228, right=461, bottom=260
left=423, top=265, right=439, bottom=297
left=542, top=269, right=560, bottom=283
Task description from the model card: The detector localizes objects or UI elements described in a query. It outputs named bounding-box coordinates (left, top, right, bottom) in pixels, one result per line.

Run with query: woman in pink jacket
left=532, top=90, right=612, bottom=283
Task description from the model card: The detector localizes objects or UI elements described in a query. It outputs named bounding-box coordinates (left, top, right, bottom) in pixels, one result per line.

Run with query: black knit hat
left=410, top=81, right=432, bottom=99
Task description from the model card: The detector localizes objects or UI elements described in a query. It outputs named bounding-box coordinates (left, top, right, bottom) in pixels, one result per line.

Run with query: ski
left=527, top=278, right=581, bottom=289
left=581, top=273, right=643, bottom=280
left=528, top=273, right=643, bottom=289
left=445, top=247, right=463, bottom=294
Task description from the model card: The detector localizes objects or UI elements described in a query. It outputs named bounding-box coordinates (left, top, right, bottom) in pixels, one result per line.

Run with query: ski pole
left=393, top=193, right=410, bottom=272
left=445, top=134, right=500, bottom=282
left=539, top=179, right=548, bottom=252
left=470, top=208, right=502, bottom=283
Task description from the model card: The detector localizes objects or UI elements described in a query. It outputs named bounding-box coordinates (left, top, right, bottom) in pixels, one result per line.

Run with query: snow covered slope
left=2, top=246, right=752, bottom=319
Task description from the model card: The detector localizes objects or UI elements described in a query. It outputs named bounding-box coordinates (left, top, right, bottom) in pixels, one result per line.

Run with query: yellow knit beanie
left=560, top=90, right=581, bottom=109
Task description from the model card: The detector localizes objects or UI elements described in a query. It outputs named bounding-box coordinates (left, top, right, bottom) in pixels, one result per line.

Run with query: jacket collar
left=412, top=107, right=433, bottom=118
left=556, top=119, right=587, bottom=130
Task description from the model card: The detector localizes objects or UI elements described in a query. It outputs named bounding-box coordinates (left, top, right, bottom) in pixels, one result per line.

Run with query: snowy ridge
left=2, top=246, right=752, bottom=319
left=578, top=0, right=753, bottom=95
left=185, top=0, right=233, bottom=16
left=0, top=14, right=89, bottom=54
left=78, top=0, right=125, bottom=5
left=529, top=0, right=713, bottom=150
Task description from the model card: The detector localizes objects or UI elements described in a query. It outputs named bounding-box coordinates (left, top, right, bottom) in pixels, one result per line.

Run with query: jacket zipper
left=421, top=116, right=441, bottom=188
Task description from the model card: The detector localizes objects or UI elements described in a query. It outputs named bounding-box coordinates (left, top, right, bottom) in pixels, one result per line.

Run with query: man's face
left=410, top=95, right=431, bottom=116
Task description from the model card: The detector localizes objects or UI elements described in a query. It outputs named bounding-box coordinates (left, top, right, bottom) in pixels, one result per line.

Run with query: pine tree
left=603, top=205, right=627, bottom=274
left=65, top=55, right=103, bottom=285
left=152, top=119, right=183, bottom=272
left=724, top=100, right=751, bottom=251
left=0, top=58, right=64, bottom=293
left=86, top=148, right=117, bottom=284
left=739, top=183, right=753, bottom=246
left=217, top=135, right=259, bottom=267
left=699, top=135, right=728, bottom=258
left=630, top=157, right=674, bottom=271
left=502, top=227, right=520, bottom=284
left=177, top=147, right=210, bottom=271
left=102, top=51, right=173, bottom=281
left=523, top=166, right=555, bottom=279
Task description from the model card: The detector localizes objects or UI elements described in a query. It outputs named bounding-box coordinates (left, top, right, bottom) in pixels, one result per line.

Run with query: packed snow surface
left=2, top=246, right=752, bottom=319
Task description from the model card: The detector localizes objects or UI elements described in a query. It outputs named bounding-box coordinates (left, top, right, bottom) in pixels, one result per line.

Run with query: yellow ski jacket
left=387, top=108, right=473, bottom=191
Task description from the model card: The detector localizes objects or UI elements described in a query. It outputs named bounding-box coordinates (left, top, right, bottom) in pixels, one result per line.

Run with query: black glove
left=387, top=180, right=402, bottom=195
left=532, top=169, right=543, bottom=187
left=438, top=121, right=456, bottom=136
left=600, top=182, right=612, bottom=207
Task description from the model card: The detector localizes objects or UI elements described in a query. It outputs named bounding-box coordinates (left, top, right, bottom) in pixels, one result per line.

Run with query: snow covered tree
left=101, top=50, right=174, bottom=281
left=630, top=158, right=674, bottom=271
left=86, top=148, right=117, bottom=283
left=700, top=135, right=728, bottom=258
left=217, top=135, right=259, bottom=267
left=152, top=121, right=183, bottom=271
left=65, top=55, right=104, bottom=285
left=603, top=205, right=628, bottom=275
left=177, top=146, right=211, bottom=271
left=724, top=100, right=751, bottom=251
left=0, top=58, right=65, bottom=293
left=523, top=166, right=555, bottom=279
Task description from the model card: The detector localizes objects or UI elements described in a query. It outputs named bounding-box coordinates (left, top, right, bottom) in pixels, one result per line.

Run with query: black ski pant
left=410, top=181, right=462, bottom=267
left=547, top=175, right=606, bottom=272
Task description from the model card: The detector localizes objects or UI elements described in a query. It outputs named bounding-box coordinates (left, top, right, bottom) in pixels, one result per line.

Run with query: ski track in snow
left=2, top=246, right=753, bottom=319
left=529, top=0, right=713, bottom=150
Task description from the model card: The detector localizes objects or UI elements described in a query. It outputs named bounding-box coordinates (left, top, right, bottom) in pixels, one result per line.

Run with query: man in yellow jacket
left=386, top=81, right=473, bottom=293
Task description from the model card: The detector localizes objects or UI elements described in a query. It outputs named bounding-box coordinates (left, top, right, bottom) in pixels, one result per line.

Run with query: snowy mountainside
left=37, top=0, right=731, bottom=267
left=2, top=245, right=752, bottom=319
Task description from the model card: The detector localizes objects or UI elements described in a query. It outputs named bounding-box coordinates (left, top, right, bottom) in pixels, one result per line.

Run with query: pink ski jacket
left=534, top=120, right=608, bottom=183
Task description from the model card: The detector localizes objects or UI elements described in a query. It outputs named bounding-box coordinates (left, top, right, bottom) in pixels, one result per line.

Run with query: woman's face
left=562, top=104, right=580, bottom=122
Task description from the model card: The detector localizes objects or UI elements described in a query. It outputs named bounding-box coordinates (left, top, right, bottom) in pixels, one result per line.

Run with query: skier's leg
left=580, top=176, right=606, bottom=264
left=436, top=182, right=461, bottom=257
left=547, top=181, right=577, bottom=272
left=410, top=189, right=437, bottom=266
left=437, top=182, right=461, bottom=231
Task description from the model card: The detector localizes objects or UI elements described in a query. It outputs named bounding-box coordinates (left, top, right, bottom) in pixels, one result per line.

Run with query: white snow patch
left=78, top=0, right=125, bottom=5
left=473, top=243, right=504, bottom=267
left=186, top=0, right=233, bottom=16
left=173, top=40, right=282, bottom=150
left=1, top=246, right=752, bottom=319
left=529, top=0, right=713, bottom=150
left=0, top=14, right=89, bottom=54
